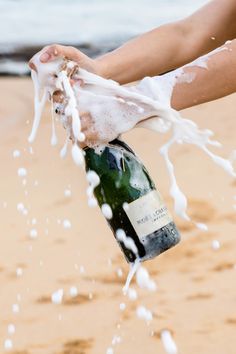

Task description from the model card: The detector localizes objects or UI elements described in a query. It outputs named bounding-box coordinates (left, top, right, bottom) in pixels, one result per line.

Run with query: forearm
left=171, top=40, right=236, bottom=111
left=96, top=0, right=236, bottom=84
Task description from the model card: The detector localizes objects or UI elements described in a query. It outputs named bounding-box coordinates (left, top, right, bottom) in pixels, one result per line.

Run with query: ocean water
left=0, top=0, right=207, bottom=74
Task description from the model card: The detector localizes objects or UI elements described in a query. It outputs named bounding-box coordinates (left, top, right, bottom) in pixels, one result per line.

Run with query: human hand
left=52, top=90, right=98, bottom=148
left=29, top=44, right=102, bottom=76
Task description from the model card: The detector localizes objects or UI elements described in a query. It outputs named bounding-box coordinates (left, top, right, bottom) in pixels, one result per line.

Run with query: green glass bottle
left=84, top=139, right=180, bottom=263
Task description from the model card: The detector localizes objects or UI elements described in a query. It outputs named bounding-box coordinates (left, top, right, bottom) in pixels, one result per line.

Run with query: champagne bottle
left=84, top=139, right=180, bottom=263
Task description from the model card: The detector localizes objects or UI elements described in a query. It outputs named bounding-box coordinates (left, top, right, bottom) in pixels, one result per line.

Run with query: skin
left=29, top=0, right=236, bottom=144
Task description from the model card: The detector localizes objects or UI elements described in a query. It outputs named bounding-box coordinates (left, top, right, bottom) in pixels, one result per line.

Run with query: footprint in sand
left=36, top=293, right=96, bottom=305
left=225, top=317, right=236, bottom=325
left=212, top=262, right=234, bottom=272
left=186, top=293, right=213, bottom=300
left=57, top=338, right=93, bottom=354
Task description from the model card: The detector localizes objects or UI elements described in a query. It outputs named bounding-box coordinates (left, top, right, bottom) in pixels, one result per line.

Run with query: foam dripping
left=28, top=49, right=235, bottom=227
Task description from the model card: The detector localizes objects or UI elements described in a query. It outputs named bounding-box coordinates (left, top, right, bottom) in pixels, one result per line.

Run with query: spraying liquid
left=28, top=49, right=235, bottom=291
left=28, top=50, right=235, bottom=222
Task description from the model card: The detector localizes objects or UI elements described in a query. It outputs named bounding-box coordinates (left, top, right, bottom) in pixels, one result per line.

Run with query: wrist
left=95, top=55, right=111, bottom=80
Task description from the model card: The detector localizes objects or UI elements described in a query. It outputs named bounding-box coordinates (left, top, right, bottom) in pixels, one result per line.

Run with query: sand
left=0, top=77, right=236, bottom=354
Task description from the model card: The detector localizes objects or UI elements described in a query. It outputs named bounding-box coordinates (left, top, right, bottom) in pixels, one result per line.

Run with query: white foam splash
left=28, top=50, right=235, bottom=228
left=123, top=259, right=140, bottom=295
left=212, top=239, right=220, bottom=250
left=7, top=324, right=15, bottom=335
left=161, top=330, right=178, bottom=354
left=51, top=289, right=64, bottom=304
left=63, top=219, right=71, bottom=229
left=101, top=203, right=113, bottom=219
left=136, top=266, right=157, bottom=291
left=4, top=339, right=13, bottom=350
left=86, top=170, right=100, bottom=207
left=13, top=149, right=21, bottom=158
left=69, top=286, right=78, bottom=297
left=17, top=167, right=27, bottom=177
left=136, top=305, right=153, bottom=322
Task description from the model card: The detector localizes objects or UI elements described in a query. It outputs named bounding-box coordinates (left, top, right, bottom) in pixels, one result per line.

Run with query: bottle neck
left=84, top=139, right=136, bottom=156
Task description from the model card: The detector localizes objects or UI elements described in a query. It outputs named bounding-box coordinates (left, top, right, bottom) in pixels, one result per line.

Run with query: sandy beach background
left=0, top=76, right=236, bottom=354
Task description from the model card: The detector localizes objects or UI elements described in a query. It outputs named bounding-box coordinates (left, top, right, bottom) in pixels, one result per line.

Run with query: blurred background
left=0, top=0, right=206, bottom=75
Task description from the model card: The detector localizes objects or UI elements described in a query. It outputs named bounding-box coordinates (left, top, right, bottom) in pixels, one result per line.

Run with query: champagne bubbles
left=212, top=239, right=220, bottom=250
left=4, top=339, right=13, bottom=351
left=64, top=188, right=71, bottom=197
left=71, top=144, right=84, bottom=166
left=13, top=149, right=21, bottom=158
left=196, top=222, right=208, bottom=231
left=119, top=303, right=126, bottom=311
left=69, top=286, right=78, bottom=297
left=106, top=348, right=114, bottom=354
left=7, top=324, right=15, bottom=335
left=63, top=219, right=71, bottom=229
left=86, top=171, right=100, bottom=187
left=17, top=167, right=27, bottom=177
left=122, top=202, right=129, bottom=212
left=136, top=306, right=153, bottom=322
left=17, top=202, right=24, bottom=213
left=116, top=229, right=138, bottom=255
left=16, top=267, right=23, bottom=277
left=127, top=288, right=137, bottom=301
left=101, top=204, right=113, bottom=220
left=12, top=304, right=19, bottom=314
left=116, top=268, right=123, bottom=278
left=51, top=289, right=64, bottom=304
left=29, top=228, right=38, bottom=239
left=86, top=171, right=100, bottom=208
left=161, top=330, right=178, bottom=354
left=136, top=266, right=157, bottom=291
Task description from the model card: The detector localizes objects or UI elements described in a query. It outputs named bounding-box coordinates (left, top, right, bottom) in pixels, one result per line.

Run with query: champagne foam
left=29, top=51, right=235, bottom=224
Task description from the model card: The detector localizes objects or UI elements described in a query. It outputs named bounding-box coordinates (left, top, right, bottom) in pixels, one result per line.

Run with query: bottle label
left=125, top=190, right=172, bottom=238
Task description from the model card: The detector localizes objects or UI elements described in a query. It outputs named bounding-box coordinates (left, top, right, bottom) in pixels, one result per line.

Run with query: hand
left=28, top=44, right=102, bottom=76
left=52, top=90, right=98, bottom=148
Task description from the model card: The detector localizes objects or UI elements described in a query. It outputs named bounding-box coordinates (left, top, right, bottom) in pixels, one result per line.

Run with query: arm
left=170, top=40, right=236, bottom=111
left=97, top=0, right=236, bottom=83
left=30, top=0, right=236, bottom=84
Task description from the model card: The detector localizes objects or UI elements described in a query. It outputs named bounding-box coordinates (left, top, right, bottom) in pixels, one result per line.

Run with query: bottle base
left=139, top=222, right=181, bottom=262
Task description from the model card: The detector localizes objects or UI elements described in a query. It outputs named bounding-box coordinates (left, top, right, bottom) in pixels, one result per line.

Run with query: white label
left=125, top=190, right=172, bottom=238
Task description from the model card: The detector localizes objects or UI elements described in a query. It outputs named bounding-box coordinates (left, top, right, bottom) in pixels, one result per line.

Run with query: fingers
left=52, top=90, right=64, bottom=103
left=80, top=112, right=99, bottom=145
left=39, top=44, right=80, bottom=63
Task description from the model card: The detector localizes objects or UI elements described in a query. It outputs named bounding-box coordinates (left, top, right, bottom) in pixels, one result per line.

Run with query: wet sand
left=0, top=77, right=236, bottom=354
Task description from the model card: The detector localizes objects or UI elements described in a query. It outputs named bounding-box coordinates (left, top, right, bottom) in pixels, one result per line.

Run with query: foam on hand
left=29, top=48, right=235, bottom=225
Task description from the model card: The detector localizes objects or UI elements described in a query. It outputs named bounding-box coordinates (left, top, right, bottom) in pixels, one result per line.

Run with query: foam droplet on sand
left=212, top=239, right=220, bottom=250
left=161, top=330, right=178, bottom=354
left=7, top=324, right=15, bottom=335
left=195, top=222, right=208, bottom=231
left=127, top=288, right=138, bottom=301
left=4, top=339, right=13, bottom=350
left=136, top=266, right=157, bottom=291
left=69, top=286, right=78, bottom=297
left=17, top=168, right=27, bottom=177
left=63, top=219, right=71, bottom=229
left=136, top=306, right=153, bottom=322
left=51, top=289, right=64, bottom=304
left=29, top=228, right=38, bottom=239
left=13, top=150, right=21, bottom=158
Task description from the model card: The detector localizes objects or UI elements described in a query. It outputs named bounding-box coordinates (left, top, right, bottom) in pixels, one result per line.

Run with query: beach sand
left=0, top=77, right=236, bottom=354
